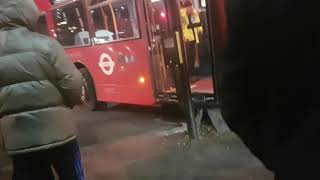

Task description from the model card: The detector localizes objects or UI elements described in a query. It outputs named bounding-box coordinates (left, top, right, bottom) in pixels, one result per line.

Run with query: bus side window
left=112, top=0, right=139, bottom=39
left=90, top=0, right=140, bottom=44
left=91, top=5, right=117, bottom=44
left=37, top=14, right=49, bottom=36
left=52, top=2, right=90, bottom=47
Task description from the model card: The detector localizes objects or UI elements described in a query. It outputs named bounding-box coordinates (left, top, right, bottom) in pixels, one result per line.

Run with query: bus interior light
left=160, top=12, right=166, bottom=18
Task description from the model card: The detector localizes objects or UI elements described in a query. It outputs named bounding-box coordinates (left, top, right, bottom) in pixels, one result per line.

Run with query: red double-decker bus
left=35, top=0, right=219, bottom=110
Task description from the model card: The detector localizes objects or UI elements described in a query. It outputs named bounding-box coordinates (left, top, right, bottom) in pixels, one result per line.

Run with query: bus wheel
left=79, top=68, right=99, bottom=111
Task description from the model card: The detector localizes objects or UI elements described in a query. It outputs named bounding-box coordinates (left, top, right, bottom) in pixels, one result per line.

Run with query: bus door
left=144, top=0, right=178, bottom=102
left=144, top=0, right=190, bottom=103
left=145, top=0, right=215, bottom=105
left=145, top=0, right=222, bottom=138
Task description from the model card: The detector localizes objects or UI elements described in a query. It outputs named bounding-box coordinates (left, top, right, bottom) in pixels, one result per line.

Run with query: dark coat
left=221, top=0, right=320, bottom=178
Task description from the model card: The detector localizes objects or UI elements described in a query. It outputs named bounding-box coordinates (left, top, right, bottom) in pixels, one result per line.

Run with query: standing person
left=180, top=0, right=203, bottom=78
left=0, top=0, right=84, bottom=179
left=221, top=0, right=320, bottom=179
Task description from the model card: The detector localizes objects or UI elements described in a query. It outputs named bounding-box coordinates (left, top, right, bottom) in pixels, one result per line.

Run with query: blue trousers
left=12, top=140, right=84, bottom=180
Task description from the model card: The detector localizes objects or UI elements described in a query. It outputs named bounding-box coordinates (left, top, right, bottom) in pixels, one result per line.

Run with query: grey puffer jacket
left=0, top=0, right=83, bottom=154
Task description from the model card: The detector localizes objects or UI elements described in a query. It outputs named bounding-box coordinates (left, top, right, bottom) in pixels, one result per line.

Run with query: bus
left=35, top=0, right=219, bottom=110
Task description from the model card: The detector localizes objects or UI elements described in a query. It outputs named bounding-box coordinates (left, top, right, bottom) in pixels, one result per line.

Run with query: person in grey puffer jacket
left=0, top=0, right=84, bottom=179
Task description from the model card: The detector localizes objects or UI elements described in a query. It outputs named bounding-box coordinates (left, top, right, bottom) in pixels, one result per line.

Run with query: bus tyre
left=79, top=68, right=99, bottom=111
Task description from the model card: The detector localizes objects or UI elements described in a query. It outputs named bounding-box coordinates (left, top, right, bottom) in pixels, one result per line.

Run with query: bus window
left=52, top=1, right=90, bottom=46
left=112, top=0, right=139, bottom=39
left=37, top=14, right=49, bottom=36
left=151, top=0, right=169, bottom=33
left=89, top=0, right=139, bottom=44
left=91, top=5, right=117, bottom=43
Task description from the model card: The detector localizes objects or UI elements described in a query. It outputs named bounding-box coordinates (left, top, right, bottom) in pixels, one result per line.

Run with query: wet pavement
left=0, top=105, right=273, bottom=180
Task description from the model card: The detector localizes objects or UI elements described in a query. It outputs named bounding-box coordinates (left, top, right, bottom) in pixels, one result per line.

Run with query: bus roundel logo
left=99, top=53, right=115, bottom=76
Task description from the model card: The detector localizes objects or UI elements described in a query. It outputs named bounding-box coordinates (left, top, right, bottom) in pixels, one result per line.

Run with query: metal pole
left=181, top=69, right=199, bottom=139
left=173, top=0, right=199, bottom=140
left=162, top=0, right=199, bottom=140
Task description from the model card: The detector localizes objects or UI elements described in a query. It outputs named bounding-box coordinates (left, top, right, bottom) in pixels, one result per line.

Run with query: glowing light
left=139, top=76, right=145, bottom=84
left=160, top=12, right=166, bottom=18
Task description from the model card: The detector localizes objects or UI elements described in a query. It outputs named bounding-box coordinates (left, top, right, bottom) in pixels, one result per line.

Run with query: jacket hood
left=0, top=0, right=40, bottom=30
